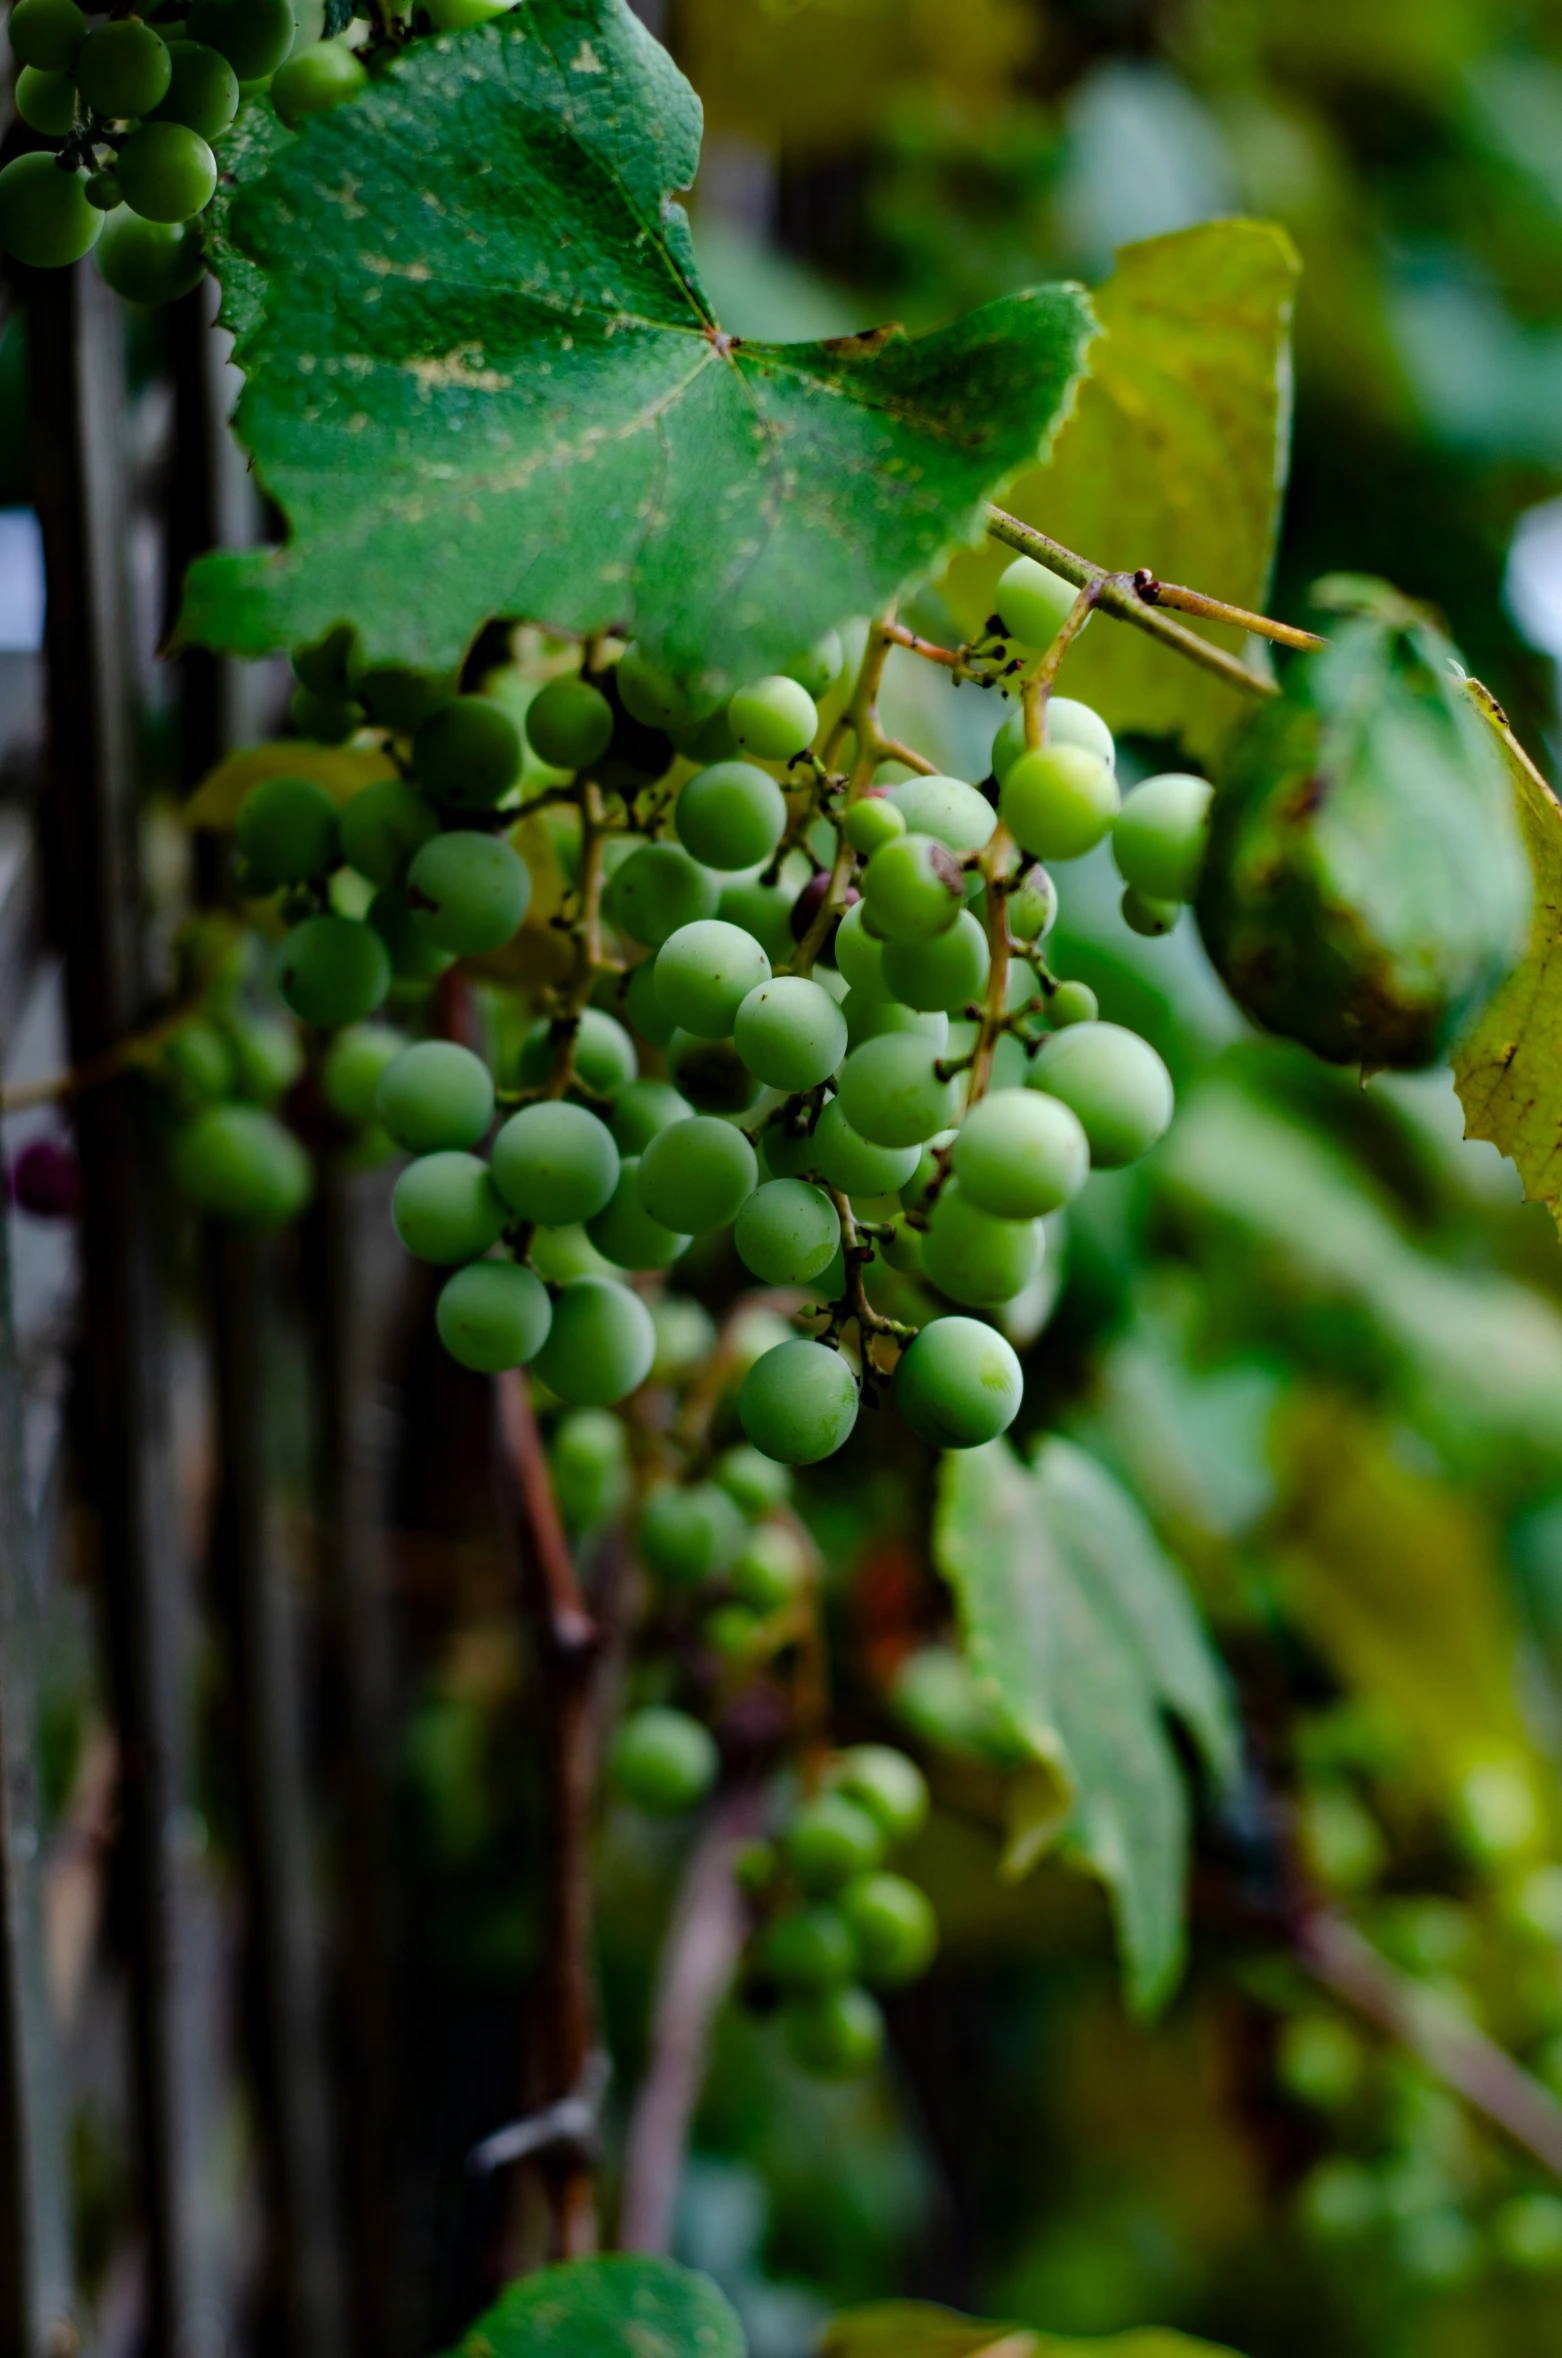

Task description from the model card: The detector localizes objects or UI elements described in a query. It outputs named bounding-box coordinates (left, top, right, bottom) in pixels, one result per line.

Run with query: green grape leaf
left=942, top=219, right=1300, bottom=759
left=822, top=2303, right=1247, bottom=2358
left=207, top=99, right=292, bottom=348
left=177, top=2, right=1095, bottom=686
left=443, top=2257, right=745, bottom=2358
left=1451, top=679, right=1562, bottom=1234
left=934, top=1437, right=1238, bottom=2014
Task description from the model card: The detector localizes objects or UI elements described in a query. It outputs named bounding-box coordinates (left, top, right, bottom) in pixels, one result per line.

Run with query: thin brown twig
left=788, top=616, right=899, bottom=975
left=0, top=997, right=198, bottom=1112
left=1133, top=570, right=1325, bottom=650
left=1022, top=582, right=1101, bottom=752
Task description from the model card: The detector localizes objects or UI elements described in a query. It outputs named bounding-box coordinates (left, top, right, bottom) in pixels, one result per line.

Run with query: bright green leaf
left=934, top=1436, right=1238, bottom=2013
left=444, top=2257, right=744, bottom=2358
left=178, top=2, right=1094, bottom=687
left=823, top=2301, right=1247, bottom=2358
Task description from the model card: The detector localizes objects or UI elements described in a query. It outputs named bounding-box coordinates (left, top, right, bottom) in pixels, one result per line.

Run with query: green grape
left=810, top=1097, right=920, bottom=1197
left=636, top=1114, right=756, bottom=1232
left=761, top=1904, right=856, bottom=1992
left=669, top=703, right=738, bottom=765
left=174, top=1105, right=312, bottom=1226
left=922, top=1181, right=1042, bottom=1307
left=184, top=0, right=296, bottom=81
left=650, top=1292, right=720, bottom=1384
left=411, top=696, right=521, bottom=811
left=16, top=64, right=76, bottom=134
left=339, top=776, right=438, bottom=886
left=705, top=1600, right=766, bottom=1660
left=530, top=1224, right=615, bottom=1285
left=731, top=1523, right=809, bottom=1610
left=995, top=554, right=1081, bottom=650
left=1047, top=979, right=1098, bottom=1029
left=739, top=1338, right=858, bottom=1465
left=713, top=1444, right=791, bottom=1516
left=893, top=1313, right=1024, bottom=1445
left=518, top=1007, right=636, bottom=1099
left=833, top=1745, right=929, bottom=1842
left=148, top=38, right=239, bottom=139
left=491, top=1100, right=619, bottom=1226
left=85, top=171, right=122, bottom=212
left=604, top=842, right=720, bottom=947
left=117, top=124, right=217, bottom=225
left=784, top=1984, right=883, bottom=2079
left=730, top=674, right=818, bottom=761
left=523, top=676, right=612, bottom=770
left=881, top=1217, right=923, bottom=1273
left=833, top=903, right=892, bottom=1000
left=623, top=955, right=675, bottom=1048
left=1027, top=1020, right=1173, bottom=1167
left=732, top=975, right=847, bottom=1091
left=407, top=829, right=531, bottom=954
left=164, top=1017, right=237, bottom=1101
left=734, top=1178, right=840, bottom=1285
left=667, top=1032, right=760, bottom=1115
left=551, top=1406, right=629, bottom=1532
left=236, top=773, right=340, bottom=885
left=277, top=914, right=391, bottom=1028
left=840, top=1873, right=937, bottom=1985
left=271, top=39, right=367, bottom=126
left=95, top=211, right=206, bottom=306
left=226, top=1013, right=303, bottom=1106
left=586, top=1157, right=687, bottom=1270
left=321, top=1021, right=406, bottom=1123
left=610, top=1705, right=717, bottom=1816
left=784, top=1792, right=886, bottom=1892
left=843, top=991, right=950, bottom=1051
left=885, top=774, right=996, bottom=854
left=991, top=695, right=1115, bottom=785
left=534, top=1276, right=656, bottom=1405
left=860, top=832, right=965, bottom=942
left=425, top=0, right=519, bottom=24
left=654, top=919, right=771, bottom=1039
left=758, top=1122, right=818, bottom=1179
left=842, top=794, right=905, bottom=858
left=391, top=1150, right=506, bottom=1264
left=435, top=1259, right=551, bottom=1372
left=783, top=629, right=844, bottom=698
left=1007, top=865, right=1057, bottom=943
left=1000, top=744, right=1120, bottom=862
left=837, top=1033, right=958, bottom=1150
left=638, top=1482, right=746, bottom=1584
left=76, top=19, right=171, bottom=116
left=716, top=874, right=797, bottom=965
left=1121, top=887, right=1179, bottom=937
left=1112, top=771, right=1214, bottom=902
left=368, top=884, right=454, bottom=981
left=881, top=908, right=989, bottom=1017
left=952, top=1088, right=1088, bottom=1218
left=353, top=663, right=455, bottom=733
left=615, top=646, right=690, bottom=731
left=0, top=156, right=103, bottom=268
left=674, top=760, right=787, bottom=872
left=609, top=1078, right=691, bottom=1155
left=8, top=0, right=85, bottom=73
left=376, top=1039, right=493, bottom=1152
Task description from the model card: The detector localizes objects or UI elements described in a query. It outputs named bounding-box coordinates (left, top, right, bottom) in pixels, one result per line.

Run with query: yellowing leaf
left=823, top=2305, right=1246, bottom=2358
left=184, top=740, right=397, bottom=831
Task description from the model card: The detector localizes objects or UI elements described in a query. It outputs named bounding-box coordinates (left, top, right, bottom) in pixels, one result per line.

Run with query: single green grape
left=810, top=1097, right=920, bottom=1197
left=610, top=1706, right=718, bottom=1816
left=615, top=646, right=690, bottom=731
left=842, top=989, right=950, bottom=1051
left=391, top=1150, right=506, bottom=1265
left=85, top=171, right=122, bottom=213
left=225, top=1014, right=303, bottom=1107
left=783, top=1984, right=884, bottom=2079
left=1000, top=744, right=1120, bottom=862
left=608, top=1078, right=691, bottom=1155
left=758, top=1123, right=819, bottom=1179
left=603, top=842, right=720, bottom=947
left=407, top=829, right=531, bottom=954
left=994, top=554, right=1081, bottom=650
left=148, top=38, right=239, bottom=139
left=833, top=1744, right=929, bottom=1843
left=714, top=1443, right=792, bottom=1516
left=435, top=1259, right=551, bottom=1373
left=730, top=1522, right=809, bottom=1610
left=376, top=1040, right=494, bottom=1152
left=184, top=0, right=296, bottom=82
left=782, top=629, right=844, bottom=699
left=881, top=908, right=989, bottom=1017
left=666, top=1032, right=760, bottom=1115
left=368, top=885, right=455, bottom=982
left=412, top=696, right=521, bottom=810
left=277, top=914, right=391, bottom=1028
left=638, top=1482, right=746, bottom=1584
left=353, top=663, right=455, bottom=733
left=1007, top=865, right=1057, bottom=944
left=885, top=775, right=995, bottom=854
left=0, top=155, right=103, bottom=268
left=1121, top=887, right=1180, bottom=937
left=842, top=794, right=905, bottom=858
left=761, top=1904, right=856, bottom=1993
left=784, top=1792, right=886, bottom=1892
left=236, top=773, right=340, bottom=885
left=952, top=1087, right=1088, bottom=1218
left=534, top=1276, right=656, bottom=1406
left=551, top=1407, right=629, bottom=1533
left=739, top=1338, right=859, bottom=1465
left=622, top=956, right=675, bottom=1048
left=833, top=901, right=892, bottom=999
left=921, top=1181, right=1042, bottom=1307
left=1112, top=771, right=1214, bottom=902
left=893, top=1314, right=1024, bottom=1446
left=668, top=703, right=738, bottom=765
left=174, top=1105, right=312, bottom=1226
left=732, top=975, right=847, bottom=1091
left=339, top=776, right=438, bottom=887
left=586, top=1157, right=688, bottom=1270
left=1026, top=1020, right=1173, bottom=1167
left=636, top=1114, right=757, bottom=1233
left=163, top=1018, right=237, bottom=1101
left=650, top=1293, right=721, bottom=1385
left=75, top=18, right=171, bottom=116
left=674, top=760, right=787, bottom=872
left=839, top=1872, right=937, bottom=1985
left=729, top=674, right=818, bottom=762
left=1047, top=979, right=1098, bottom=1029
left=518, top=1007, right=637, bottom=1099
left=837, top=1033, right=958, bottom=1150
left=425, top=0, right=519, bottom=22
left=880, top=1217, right=923, bottom=1273
left=525, top=676, right=614, bottom=771
left=117, top=124, right=217, bottom=226
left=654, top=919, right=771, bottom=1040
left=7, top=0, right=85, bottom=73
left=321, top=1021, right=407, bottom=1124
left=270, top=39, right=367, bottom=127
left=860, top=831, right=965, bottom=942
left=990, top=696, right=1115, bottom=785
left=15, top=64, right=76, bottom=134
left=490, top=1100, right=619, bottom=1227
left=95, top=211, right=206, bottom=306
left=716, top=873, right=798, bottom=965
left=734, top=1177, right=840, bottom=1285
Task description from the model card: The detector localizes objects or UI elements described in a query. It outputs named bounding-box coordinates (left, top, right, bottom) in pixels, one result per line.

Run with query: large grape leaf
left=822, top=2302, right=1246, bottom=2358
left=942, top=220, right=1300, bottom=759
left=177, top=0, right=1095, bottom=687
left=934, top=1437, right=1238, bottom=2013
left=444, top=2258, right=744, bottom=2358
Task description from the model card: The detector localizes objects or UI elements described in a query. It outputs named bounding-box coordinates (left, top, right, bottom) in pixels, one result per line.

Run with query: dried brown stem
left=1133, top=570, right=1325, bottom=650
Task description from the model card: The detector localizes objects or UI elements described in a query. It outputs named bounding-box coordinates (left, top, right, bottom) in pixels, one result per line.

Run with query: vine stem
left=788, top=616, right=899, bottom=975
left=1022, top=582, right=1101, bottom=752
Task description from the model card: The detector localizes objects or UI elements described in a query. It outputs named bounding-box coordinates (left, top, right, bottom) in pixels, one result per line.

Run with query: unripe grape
left=271, top=39, right=367, bottom=127
left=339, top=776, right=438, bottom=886
left=586, top=1157, right=687, bottom=1270
left=881, top=908, right=989, bottom=1017
left=739, top=1338, right=858, bottom=1465
left=1001, top=744, right=1120, bottom=862
left=1047, top=979, right=1098, bottom=1028
left=837, top=1034, right=958, bottom=1150
left=844, top=994, right=949, bottom=1056
left=860, top=831, right=965, bottom=942
left=149, top=38, right=239, bottom=140
left=165, top=1015, right=235, bottom=1102
left=1112, top=771, right=1214, bottom=902
left=1007, top=865, right=1057, bottom=943
left=534, top=1276, right=656, bottom=1405
left=666, top=1031, right=760, bottom=1115
left=16, top=65, right=76, bottom=135
left=185, top=0, right=295, bottom=82
left=922, top=1181, right=1042, bottom=1307
left=322, top=1021, right=406, bottom=1123
left=117, top=124, right=217, bottom=226
left=654, top=919, right=771, bottom=1040
left=236, top=773, right=340, bottom=884
left=636, top=1114, right=756, bottom=1232
left=391, top=1150, right=506, bottom=1264
left=354, top=663, right=455, bottom=733
left=8, top=0, right=85, bottom=73
left=610, top=1706, right=717, bottom=1816
left=226, top=1014, right=303, bottom=1106
left=551, top=1407, right=629, bottom=1532
left=782, top=629, right=844, bottom=698
left=650, top=1293, right=720, bottom=1384
left=885, top=775, right=995, bottom=854
left=0, top=156, right=103, bottom=268
left=785, top=1792, right=885, bottom=1892
left=674, top=760, right=787, bottom=872
left=407, top=829, right=531, bottom=953
left=604, top=842, right=720, bottom=946
left=713, top=1444, right=792, bottom=1516
left=518, top=1007, right=636, bottom=1099
left=277, top=914, right=391, bottom=1028
left=952, top=1088, right=1088, bottom=1218
left=995, top=554, right=1080, bottom=650
left=377, top=1039, right=493, bottom=1152
left=784, top=1984, right=883, bottom=2079
left=615, top=646, right=690, bottom=731
left=810, top=1097, right=919, bottom=1197
left=840, top=1873, right=937, bottom=1985
left=85, top=172, right=122, bottom=213
left=425, top=0, right=519, bottom=24
left=622, top=956, right=674, bottom=1049
left=95, top=211, right=206, bottom=306
left=174, top=1105, right=311, bottom=1226
left=991, top=696, right=1115, bottom=785
left=842, top=794, right=905, bottom=857
left=833, top=901, right=892, bottom=998
left=435, top=1259, right=551, bottom=1372
left=893, top=1314, right=1024, bottom=1446
left=412, top=696, right=521, bottom=811
left=730, top=674, right=818, bottom=761
left=833, top=1745, right=929, bottom=1843
left=762, top=1904, right=856, bottom=1992
left=491, top=1101, right=618, bottom=1226
left=368, top=884, right=454, bottom=981
left=609, top=1078, right=691, bottom=1155
left=881, top=1217, right=923, bottom=1273
left=638, top=1482, right=745, bottom=1583
left=731, top=1522, right=809, bottom=1610
left=716, top=873, right=797, bottom=965
left=669, top=702, right=738, bottom=765
left=734, top=1177, right=840, bottom=1286
left=76, top=19, right=171, bottom=117
left=1121, top=887, right=1179, bottom=937
left=733, top=975, right=847, bottom=1091
left=525, top=677, right=613, bottom=771
left=1026, top=1020, right=1173, bottom=1167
